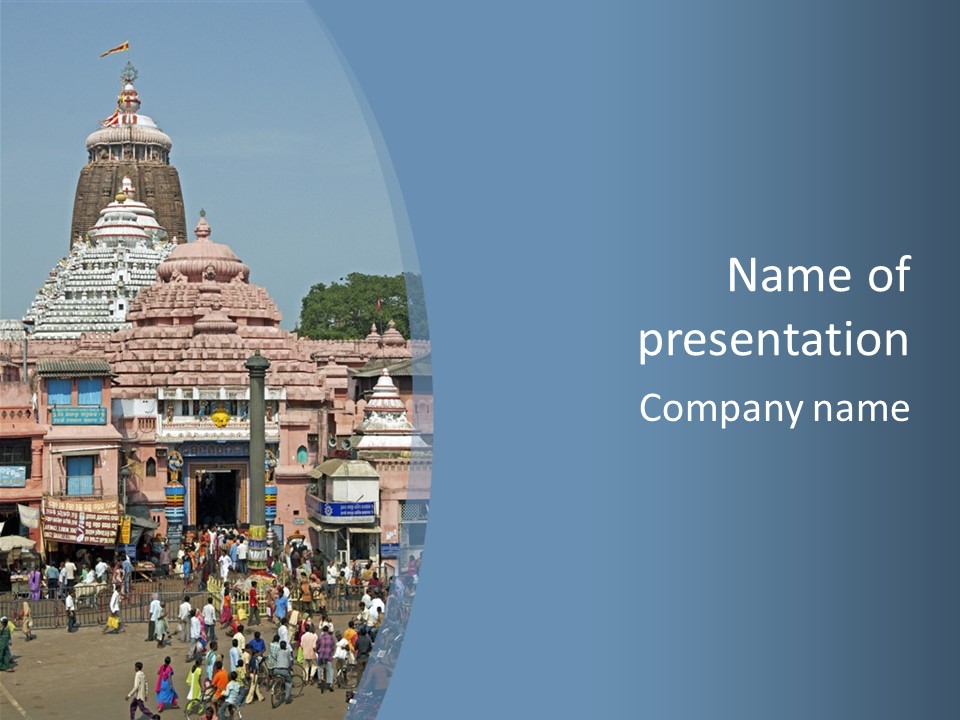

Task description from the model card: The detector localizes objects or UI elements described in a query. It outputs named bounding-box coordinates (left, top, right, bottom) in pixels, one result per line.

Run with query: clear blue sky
left=0, top=0, right=404, bottom=329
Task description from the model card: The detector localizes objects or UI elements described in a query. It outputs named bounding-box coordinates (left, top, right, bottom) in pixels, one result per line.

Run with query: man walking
left=202, top=596, right=217, bottom=644
left=65, top=589, right=78, bottom=632
left=125, top=661, right=160, bottom=720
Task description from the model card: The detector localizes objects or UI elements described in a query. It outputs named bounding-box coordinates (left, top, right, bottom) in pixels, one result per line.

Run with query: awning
left=347, top=526, right=382, bottom=535
left=307, top=519, right=340, bottom=533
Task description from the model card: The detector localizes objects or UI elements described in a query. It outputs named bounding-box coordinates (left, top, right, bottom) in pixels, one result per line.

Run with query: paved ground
left=0, top=617, right=354, bottom=720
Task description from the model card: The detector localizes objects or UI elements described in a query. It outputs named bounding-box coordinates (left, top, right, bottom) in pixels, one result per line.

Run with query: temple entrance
left=196, top=469, right=239, bottom=527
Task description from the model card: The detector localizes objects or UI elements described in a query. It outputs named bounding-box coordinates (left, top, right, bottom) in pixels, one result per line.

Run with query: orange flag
left=99, top=41, right=129, bottom=58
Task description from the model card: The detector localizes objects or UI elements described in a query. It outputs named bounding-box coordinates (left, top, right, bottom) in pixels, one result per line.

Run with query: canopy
left=0, top=535, right=36, bottom=553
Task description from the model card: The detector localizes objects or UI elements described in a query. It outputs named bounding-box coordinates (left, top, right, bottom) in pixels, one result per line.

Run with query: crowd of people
left=1, top=523, right=419, bottom=717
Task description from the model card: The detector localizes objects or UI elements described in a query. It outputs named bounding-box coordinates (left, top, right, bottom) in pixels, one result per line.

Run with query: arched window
left=146, top=458, right=157, bottom=477
left=297, top=446, right=308, bottom=464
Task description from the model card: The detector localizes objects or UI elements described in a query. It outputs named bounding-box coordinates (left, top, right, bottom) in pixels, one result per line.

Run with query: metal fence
left=0, top=578, right=209, bottom=630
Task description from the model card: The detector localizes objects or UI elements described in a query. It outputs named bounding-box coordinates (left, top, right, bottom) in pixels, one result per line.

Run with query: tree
left=297, top=272, right=415, bottom=339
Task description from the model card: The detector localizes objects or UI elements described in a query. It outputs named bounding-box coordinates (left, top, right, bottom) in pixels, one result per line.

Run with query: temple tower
left=71, top=62, right=187, bottom=249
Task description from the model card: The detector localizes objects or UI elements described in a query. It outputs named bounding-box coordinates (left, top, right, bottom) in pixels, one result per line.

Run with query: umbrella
left=0, top=536, right=36, bottom=553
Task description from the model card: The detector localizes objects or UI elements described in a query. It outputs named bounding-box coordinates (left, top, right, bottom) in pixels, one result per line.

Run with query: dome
left=156, top=212, right=250, bottom=283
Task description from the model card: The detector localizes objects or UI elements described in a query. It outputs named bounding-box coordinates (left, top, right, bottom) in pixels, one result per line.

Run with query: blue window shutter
left=47, top=379, right=72, bottom=406
left=66, top=456, right=95, bottom=495
left=78, top=378, right=102, bottom=405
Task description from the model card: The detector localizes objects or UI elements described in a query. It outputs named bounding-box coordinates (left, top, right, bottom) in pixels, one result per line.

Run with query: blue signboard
left=321, top=501, right=376, bottom=518
left=380, top=543, right=399, bottom=558
left=51, top=406, right=106, bottom=425
left=0, top=466, right=27, bottom=487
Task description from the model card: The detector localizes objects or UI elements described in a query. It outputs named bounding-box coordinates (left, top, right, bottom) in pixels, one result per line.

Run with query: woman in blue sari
left=155, top=656, right=179, bottom=711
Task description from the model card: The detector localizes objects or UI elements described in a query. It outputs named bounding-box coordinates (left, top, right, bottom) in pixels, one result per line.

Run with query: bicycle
left=269, top=672, right=291, bottom=709
left=183, top=685, right=216, bottom=718
left=335, top=661, right=360, bottom=690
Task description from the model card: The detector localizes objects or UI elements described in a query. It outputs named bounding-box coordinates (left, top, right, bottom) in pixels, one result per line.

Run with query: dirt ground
left=0, top=616, right=355, bottom=720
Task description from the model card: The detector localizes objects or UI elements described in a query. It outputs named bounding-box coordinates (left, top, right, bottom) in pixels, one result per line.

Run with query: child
left=218, top=670, right=244, bottom=719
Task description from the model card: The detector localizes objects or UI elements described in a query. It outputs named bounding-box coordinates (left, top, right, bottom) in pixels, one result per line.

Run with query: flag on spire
left=100, top=108, right=120, bottom=127
left=99, top=41, right=129, bottom=58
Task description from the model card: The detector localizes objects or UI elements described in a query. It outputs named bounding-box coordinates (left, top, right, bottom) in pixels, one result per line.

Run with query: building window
left=65, top=455, right=95, bottom=495
left=0, top=440, right=31, bottom=479
left=400, top=500, right=429, bottom=548
left=78, top=378, right=102, bottom=405
left=47, top=379, right=71, bottom=406
left=146, top=458, right=157, bottom=477
left=297, top=446, right=308, bottom=464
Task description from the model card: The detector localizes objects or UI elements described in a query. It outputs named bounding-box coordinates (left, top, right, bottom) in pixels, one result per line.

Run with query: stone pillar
left=245, top=350, right=270, bottom=573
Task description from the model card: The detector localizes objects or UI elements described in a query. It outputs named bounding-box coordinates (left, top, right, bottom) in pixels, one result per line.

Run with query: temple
left=71, top=62, right=187, bottom=249
left=25, top=177, right=175, bottom=339
left=0, top=65, right=431, bottom=572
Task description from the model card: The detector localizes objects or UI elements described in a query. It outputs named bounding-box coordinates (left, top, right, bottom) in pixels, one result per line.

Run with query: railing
left=57, top=474, right=104, bottom=497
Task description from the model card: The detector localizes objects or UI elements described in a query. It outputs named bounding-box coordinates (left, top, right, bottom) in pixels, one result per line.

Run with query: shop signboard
left=51, top=406, right=107, bottom=425
left=0, top=466, right=27, bottom=487
left=42, top=497, right=121, bottom=546
left=314, top=501, right=376, bottom=525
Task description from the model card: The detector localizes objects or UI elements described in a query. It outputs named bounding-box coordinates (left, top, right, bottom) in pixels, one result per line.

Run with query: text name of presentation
left=640, top=256, right=912, bottom=365
left=639, top=256, right=914, bottom=427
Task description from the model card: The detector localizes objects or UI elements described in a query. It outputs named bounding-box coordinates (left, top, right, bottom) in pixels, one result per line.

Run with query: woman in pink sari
left=155, top=656, right=179, bottom=711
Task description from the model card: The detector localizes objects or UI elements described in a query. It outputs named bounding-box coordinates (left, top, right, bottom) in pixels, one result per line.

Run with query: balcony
left=57, top=474, right=104, bottom=498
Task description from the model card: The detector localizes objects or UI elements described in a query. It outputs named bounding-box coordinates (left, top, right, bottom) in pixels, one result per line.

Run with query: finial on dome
left=115, top=193, right=127, bottom=203
left=120, top=62, right=138, bottom=84
left=195, top=210, right=211, bottom=240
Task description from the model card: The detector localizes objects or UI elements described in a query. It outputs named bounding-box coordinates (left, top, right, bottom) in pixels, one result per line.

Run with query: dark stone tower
left=71, top=63, right=187, bottom=249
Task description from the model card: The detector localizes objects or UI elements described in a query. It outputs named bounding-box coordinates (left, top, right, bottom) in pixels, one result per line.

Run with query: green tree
left=297, top=272, right=412, bottom=339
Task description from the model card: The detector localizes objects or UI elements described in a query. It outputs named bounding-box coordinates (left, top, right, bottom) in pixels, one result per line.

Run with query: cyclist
left=273, top=640, right=294, bottom=705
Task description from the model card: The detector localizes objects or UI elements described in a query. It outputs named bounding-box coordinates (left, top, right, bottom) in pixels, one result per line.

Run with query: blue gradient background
left=312, top=1, right=958, bottom=718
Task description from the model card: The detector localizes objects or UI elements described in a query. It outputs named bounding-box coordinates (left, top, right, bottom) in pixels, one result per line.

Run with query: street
left=0, top=616, right=355, bottom=720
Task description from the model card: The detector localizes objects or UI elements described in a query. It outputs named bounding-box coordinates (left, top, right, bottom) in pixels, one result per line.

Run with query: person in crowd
left=65, top=588, right=78, bottom=632
left=244, top=642, right=265, bottom=705
left=155, top=605, right=170, bottom=648
left=0, top=616, right=14, bottom=672
left=273, top=640, right=294, bottom=705
left=106, top=582, right=123, bottom=633
left=159, top=544, right=172, bottom=578
left=148, top=592, right=162, bottom=642
left=354, top=627, right=373, bottom=678
left=220, top=590, right=233, bottom=629
left=155, top=656, right=179, bottom=711
left=28, top=564, right=42, bottom=601
left=179, top=595, right=194, bottom=643
left=20, top=601, right=35, bottom=641
left=186, top=659, right=204, bottom=707
left=247, top=580, right=260, bottom=627
left=95, top=556, right=110, bottom=583
left=122, top=554, right=133, bottom=595
left=202, top=596, right=217, bottom=644
left=205, top=641, right=220, bottom=684
left=63, top=557, right=77, bottom=590
left=315, top=624, right=336, bottom=693
left=219, top=670, right=244, bottom=719
left=125, top=661, right=160, bottom=720
left=299, top=623, right=318, bottom=685
left=45, top=561, right=60, bottom=599
left=210, top=660, right=229, bottom=712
